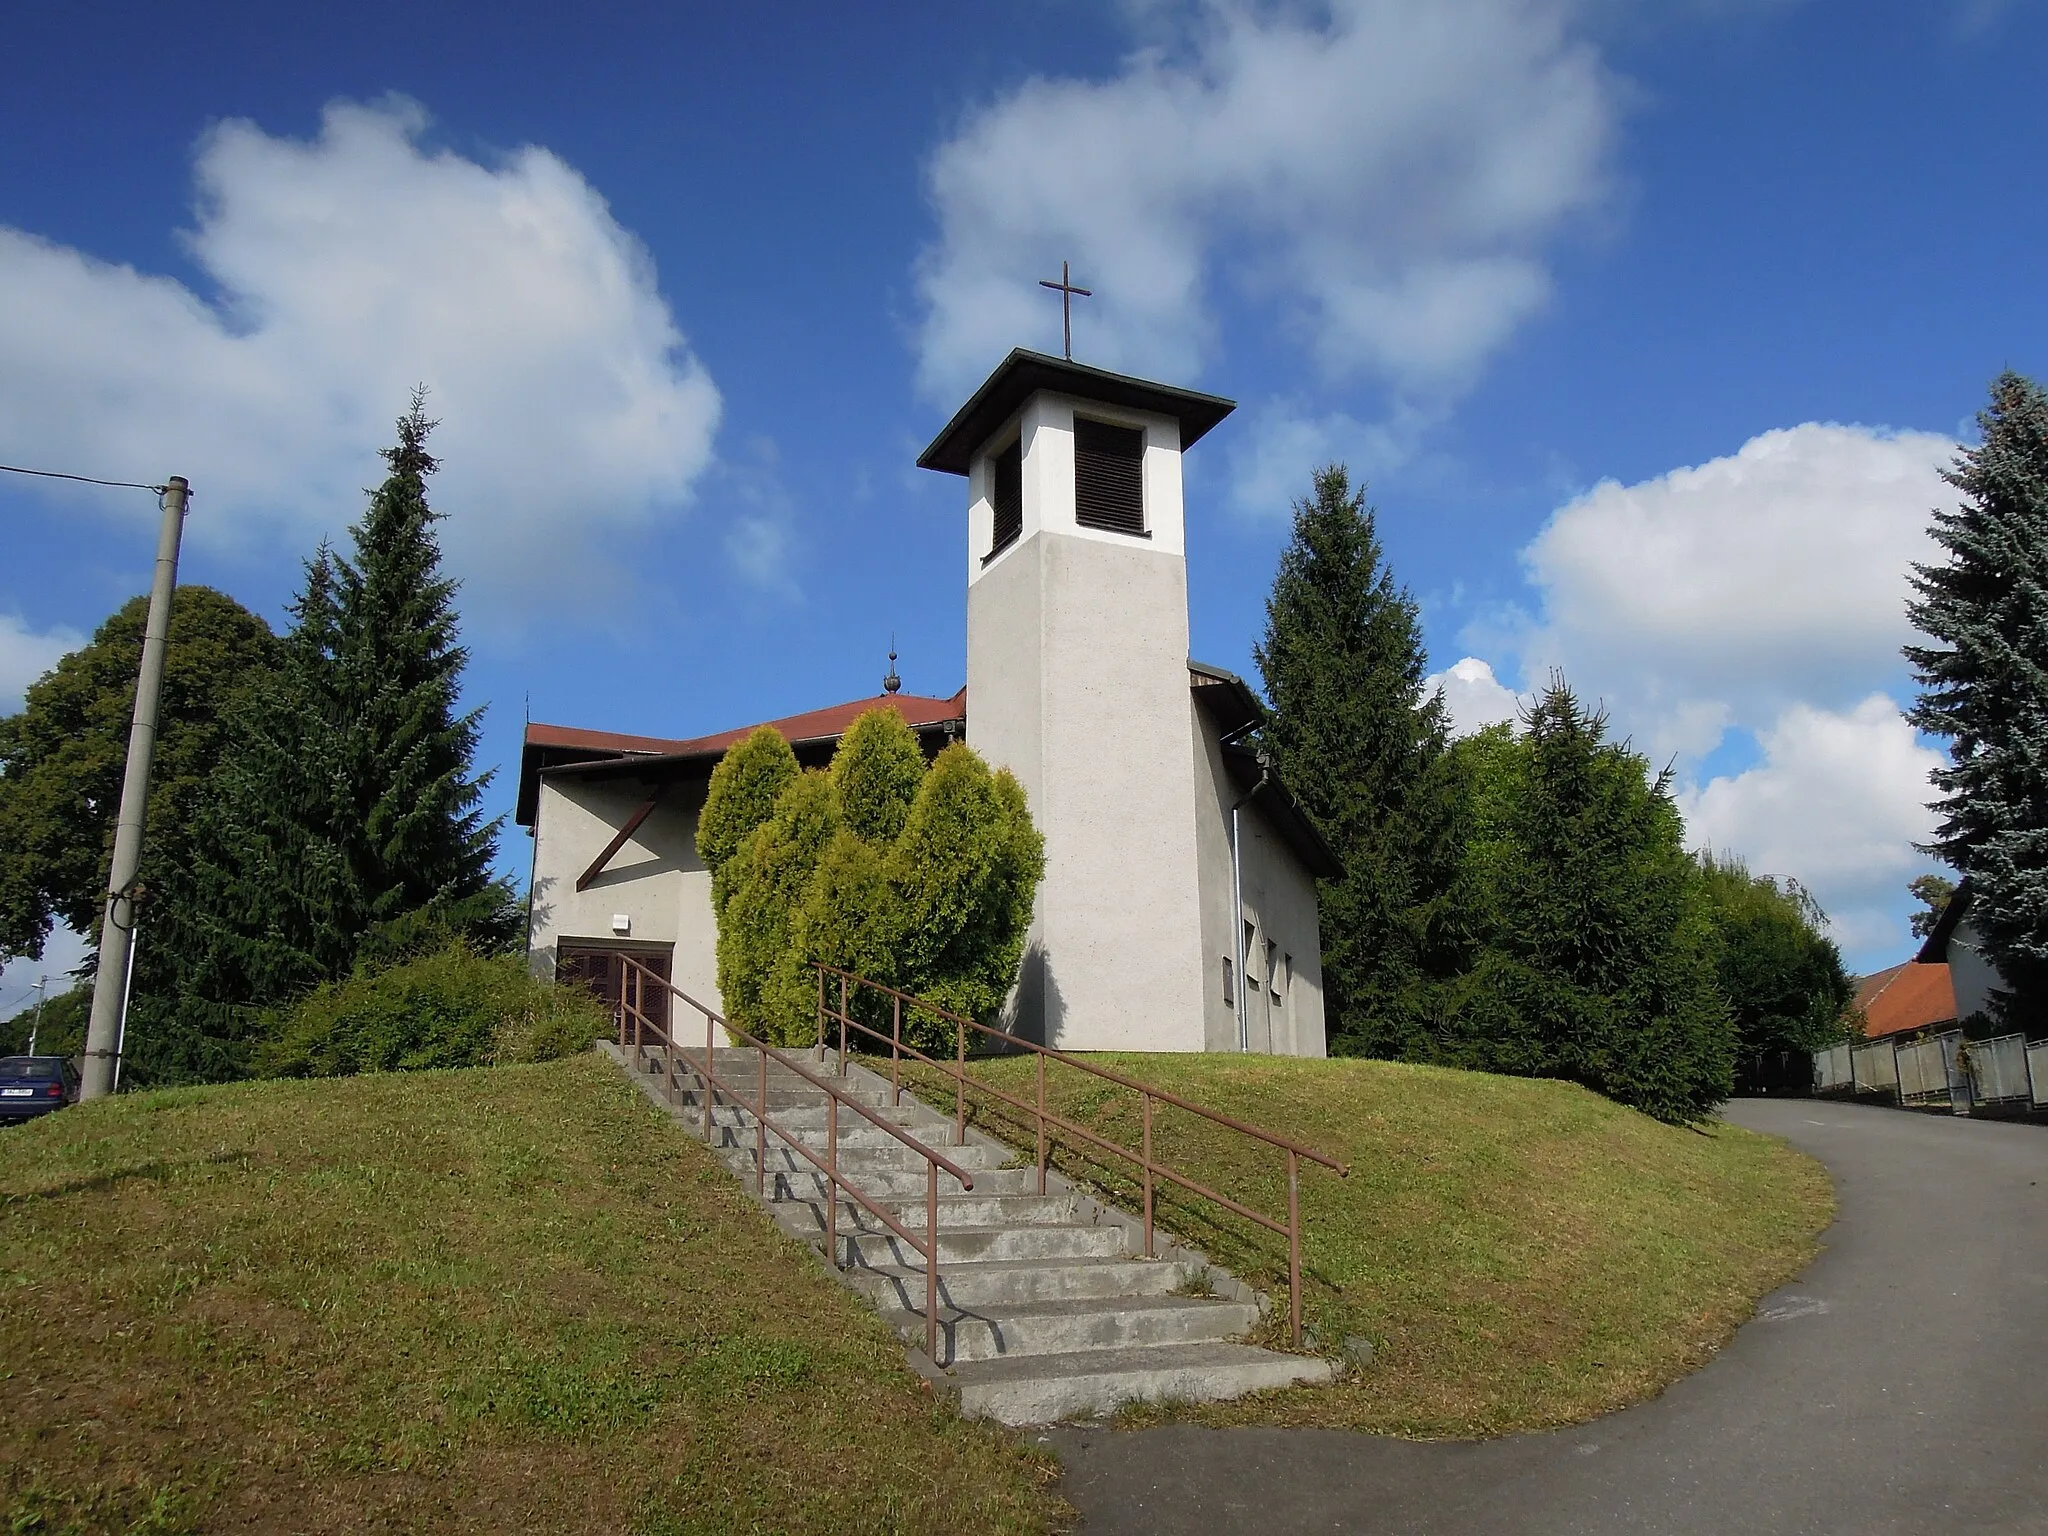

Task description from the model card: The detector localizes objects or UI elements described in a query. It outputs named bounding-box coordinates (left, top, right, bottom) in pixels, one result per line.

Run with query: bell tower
left=918, top=350, right=1235, bottom=1050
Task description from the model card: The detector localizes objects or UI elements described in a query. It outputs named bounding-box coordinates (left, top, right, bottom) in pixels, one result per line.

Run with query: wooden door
left=557, top=945, right=672, bottom=1041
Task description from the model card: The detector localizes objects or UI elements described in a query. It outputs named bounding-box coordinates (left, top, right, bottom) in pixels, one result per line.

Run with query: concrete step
left=759, top=1164, right=1044, bottom=1202
left=838, top=1221, right=1125, bottom=1269
left=766, top=1102, right=955, bottom=1134
left=949, top=1342, right=1335, bottom=1425
left=845, top=1255, right=1195, bottom=1312
left=637, top=1049, right=892, bottom=1094
left=725, top=1134, right=1015, bottom=1173
left=879, top=1294, right=1262, bottom=1366
left=775, top=1192, right=1080, bottom=1231
left=602, top=1037, right=1324, bottom=1429
left=668, top=1087, right=844, bottom=1114
left=722, top=1151, right=984, bottom=1200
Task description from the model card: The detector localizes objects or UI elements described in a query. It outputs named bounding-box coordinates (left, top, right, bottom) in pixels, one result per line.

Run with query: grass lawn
left=908, top=1053, right=1832, bottom=1439
left=0, top=1054, right=1065, bottom=1535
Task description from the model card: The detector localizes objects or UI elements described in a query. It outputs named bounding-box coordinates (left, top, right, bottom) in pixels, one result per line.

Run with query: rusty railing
left=814, top=964, right=1348, bottom=1349
left=613, top=954, right=976, bottom=1357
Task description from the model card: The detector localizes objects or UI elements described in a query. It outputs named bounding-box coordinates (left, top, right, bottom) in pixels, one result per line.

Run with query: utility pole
left=80, top=476, right=188, bottom=1100
left=27, top=976, right=48, bottom=1055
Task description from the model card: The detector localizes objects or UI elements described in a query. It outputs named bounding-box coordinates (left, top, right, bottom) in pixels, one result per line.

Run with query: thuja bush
left=698, top=710, right=1044, bottom=1050
left=257, top=942, right=611, bottom=1078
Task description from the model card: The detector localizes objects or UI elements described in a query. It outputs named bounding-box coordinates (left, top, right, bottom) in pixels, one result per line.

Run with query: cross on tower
left=1038, top=261, right=1093, bottom=360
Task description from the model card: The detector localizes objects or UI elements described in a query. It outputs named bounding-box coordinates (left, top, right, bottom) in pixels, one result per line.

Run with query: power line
left=0, top=462, right=169, bottom=494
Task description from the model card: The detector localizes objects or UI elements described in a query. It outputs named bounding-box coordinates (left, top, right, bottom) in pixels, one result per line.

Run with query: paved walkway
left=1045, top=1099, right=2048, bottom=1534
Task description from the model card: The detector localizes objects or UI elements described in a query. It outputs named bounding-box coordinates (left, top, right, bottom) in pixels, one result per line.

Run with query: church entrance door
left=557, top=943, right=673, bottom=1042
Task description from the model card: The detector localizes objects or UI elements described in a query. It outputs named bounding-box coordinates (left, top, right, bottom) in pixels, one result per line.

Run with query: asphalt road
left=1043, top=1099, right=2048, bottom=1535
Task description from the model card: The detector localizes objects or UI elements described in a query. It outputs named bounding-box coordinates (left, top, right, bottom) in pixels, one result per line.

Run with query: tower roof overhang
left=917, top=349, right=1236, bottom=476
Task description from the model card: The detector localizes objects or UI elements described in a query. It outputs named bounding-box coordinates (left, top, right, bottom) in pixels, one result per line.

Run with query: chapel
left=518, top=349, right=1338, bottom=1055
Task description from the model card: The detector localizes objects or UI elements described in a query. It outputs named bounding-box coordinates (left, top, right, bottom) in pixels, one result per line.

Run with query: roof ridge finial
left=883, top=635, right=901, bottom=695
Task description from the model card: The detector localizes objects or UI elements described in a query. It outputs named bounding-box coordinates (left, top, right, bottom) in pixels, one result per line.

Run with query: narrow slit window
left=1073, top=418, right=1146, bottom=536
left=1222, top=956, right=1235, bottom=1006
left=988, top=437, right=1022, bottom=560
left=1267, top=941, right=1281, bottom=1002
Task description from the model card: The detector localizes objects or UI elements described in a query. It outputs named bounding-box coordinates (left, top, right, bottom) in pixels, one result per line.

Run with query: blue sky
left=2, top=0, right=2044, bottom=1002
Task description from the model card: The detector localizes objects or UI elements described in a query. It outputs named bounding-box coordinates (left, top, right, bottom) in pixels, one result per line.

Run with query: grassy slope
left=917, top=1053, right=1832, bottom=1438
left=0, top=1055, right=1063, bottom=1536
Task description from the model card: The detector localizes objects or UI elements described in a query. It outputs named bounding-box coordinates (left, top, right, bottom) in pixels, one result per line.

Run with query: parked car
left=0, top=1055, right=80, bottom=1123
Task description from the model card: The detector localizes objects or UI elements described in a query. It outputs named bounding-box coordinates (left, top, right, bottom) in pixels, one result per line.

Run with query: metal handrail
left=814, top=964, right=1349, bottom=1349
left=612, top=955, right=974, bottom=1358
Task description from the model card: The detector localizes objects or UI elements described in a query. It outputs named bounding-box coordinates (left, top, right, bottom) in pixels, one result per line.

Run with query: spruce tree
left=1254, top=466, right=1462, bottom=1056
left=1906, top=371, right=2048, bottom=1019
left=1441, top=682, right=1732, bottom=1123
left=328, top=392, right=506, bottom=962
left=135, top=395, right=508, bottom=1082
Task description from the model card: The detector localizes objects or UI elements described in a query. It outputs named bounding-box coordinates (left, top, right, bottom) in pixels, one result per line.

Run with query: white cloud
left=1226, top=398, right=1441, bottom=517
left=1427, top=655, right=1522, bottom=735
left=1678, top=696, right=1943, bottom=954
left=916, top=0, right=1616, bottom=403
left=0, top=614, right=84, bottom=713
left=1502, top=422, right=1954, bottom=760
left=0, top=98, right=723, bottom=621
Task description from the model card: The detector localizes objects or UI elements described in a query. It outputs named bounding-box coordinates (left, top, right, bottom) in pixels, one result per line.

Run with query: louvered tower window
left=1074, top=418, right=1146, bottom=536
left=988, top=437, right=1022, bottom=561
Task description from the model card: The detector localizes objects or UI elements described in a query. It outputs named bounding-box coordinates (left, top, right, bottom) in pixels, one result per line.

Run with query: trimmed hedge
left=699, top=710, right=1044, bottom=1050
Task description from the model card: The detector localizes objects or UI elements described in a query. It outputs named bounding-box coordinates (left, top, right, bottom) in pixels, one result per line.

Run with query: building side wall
left=1190, top=705, right=1329, bottom=1057
left=1192, top=702, right=1240, bottom=1052
left=525, top=776, right=722, bottom=1015
left=1949, top=914, right=2003, bottom=1024
left=1235, top=809, right=1328, bottom=1057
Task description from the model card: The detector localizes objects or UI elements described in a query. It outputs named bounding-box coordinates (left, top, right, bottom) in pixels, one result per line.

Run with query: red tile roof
left=1853, top=961, right=1958, bottom=1038
left=517, top=689, right=967, bottom=826
left=522, top=721, right=699, bottom=756
left=526, top=689, right=965, bottom=760
left=663, top=689, right=967, bottom=757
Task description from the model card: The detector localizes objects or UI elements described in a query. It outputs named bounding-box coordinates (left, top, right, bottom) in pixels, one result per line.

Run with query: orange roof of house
left=1853, top=961, right=1957, bottom=1038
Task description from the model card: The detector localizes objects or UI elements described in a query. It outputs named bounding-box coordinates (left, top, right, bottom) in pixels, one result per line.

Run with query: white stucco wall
left=526, top=774, right=722, bottom=1015
left=1948, top=913, right=2003, bottom=1025
left=1190, top=705, right=1328, bottom=1057
left=967, top=391, right=1186, bottom=587
left=966, top=400, right=1208, bottom=1051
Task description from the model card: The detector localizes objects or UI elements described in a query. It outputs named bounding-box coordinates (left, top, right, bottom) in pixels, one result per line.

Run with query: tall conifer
left=1442, top=682, right=1732, bottom=1122
left=139, top=395, right=507, bottom=1082
left=1255, top=466, right=1462, bottom=1055
left=1906, top=371, right=2048, bottom=1019
left=329, top=392, right=505, bottom=960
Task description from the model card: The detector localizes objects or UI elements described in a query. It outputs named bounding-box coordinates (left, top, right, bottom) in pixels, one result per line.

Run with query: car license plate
left=1, top=1088, right=33, bottom=1097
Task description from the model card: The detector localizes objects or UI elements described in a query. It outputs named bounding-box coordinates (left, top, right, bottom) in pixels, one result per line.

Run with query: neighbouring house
left=1913, top=880, right=2006, bottom=1026
left=1852, top=960, right=1959, bottom=1042
left=517, top=350, right=1340, bottom=1056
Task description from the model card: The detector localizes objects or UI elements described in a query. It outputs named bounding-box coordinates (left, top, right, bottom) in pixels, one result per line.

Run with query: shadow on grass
left=2, top=1148, right=254, bottom=1207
